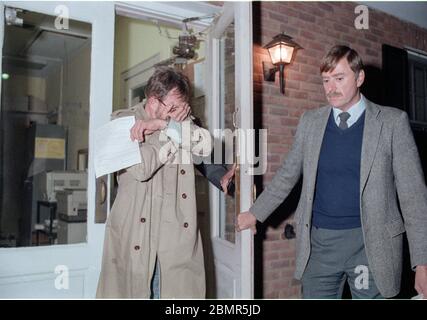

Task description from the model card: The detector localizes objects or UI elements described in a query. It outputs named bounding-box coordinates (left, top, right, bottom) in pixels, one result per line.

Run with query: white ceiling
left=3, top=8, right=91, bottom=77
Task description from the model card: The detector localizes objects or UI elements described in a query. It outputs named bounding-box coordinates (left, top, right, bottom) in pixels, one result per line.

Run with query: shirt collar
left=333, top=94, right=366, bottom=125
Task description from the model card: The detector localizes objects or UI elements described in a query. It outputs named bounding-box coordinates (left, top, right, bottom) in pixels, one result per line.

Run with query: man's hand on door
left=236, top=211, right=257, bottom=235
left=221, top=163, right=237, bottom=195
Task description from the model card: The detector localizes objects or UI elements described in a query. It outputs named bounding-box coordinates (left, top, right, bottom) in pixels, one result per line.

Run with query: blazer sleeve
left=392, top=111, right=427, bottom=268
left=249, top=112, right=307, bottom=222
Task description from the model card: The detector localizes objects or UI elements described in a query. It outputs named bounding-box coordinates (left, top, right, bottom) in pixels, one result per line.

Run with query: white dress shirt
left=332, top=94, right=366, bottom=128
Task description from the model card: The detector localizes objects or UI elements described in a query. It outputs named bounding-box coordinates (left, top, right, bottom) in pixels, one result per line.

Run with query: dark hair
left=320, top=45, right=364, bottom=75
left=144, top=66, right=191, bottom=102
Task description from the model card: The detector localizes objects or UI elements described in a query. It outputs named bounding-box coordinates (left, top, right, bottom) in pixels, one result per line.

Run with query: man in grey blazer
left=237, top=45, right=427, bottom=299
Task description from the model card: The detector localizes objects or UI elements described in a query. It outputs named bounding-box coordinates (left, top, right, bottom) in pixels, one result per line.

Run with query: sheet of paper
left=94, top=116, right=142, bottom=178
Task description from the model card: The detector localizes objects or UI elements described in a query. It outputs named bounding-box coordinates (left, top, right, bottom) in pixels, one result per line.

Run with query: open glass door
left=206, top=2, right=254, bottom=299
left=0, top=1, right=114, bottom=298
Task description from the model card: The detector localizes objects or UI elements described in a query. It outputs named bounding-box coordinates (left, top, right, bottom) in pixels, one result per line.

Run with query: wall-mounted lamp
left=263, top=33, right=302, bottom=94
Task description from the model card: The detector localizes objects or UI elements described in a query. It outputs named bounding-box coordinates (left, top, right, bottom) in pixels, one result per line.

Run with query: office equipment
left=57, top=219, right=87, bottom=244
left=20, top=123, right=66, bottom=246
left=56, top=189, right=87, bottom=244
left=35, top=171, right=87, bottom=202
left=22, top=170, right=87, bottom=246
left=35, top=201, right=57, bottom=245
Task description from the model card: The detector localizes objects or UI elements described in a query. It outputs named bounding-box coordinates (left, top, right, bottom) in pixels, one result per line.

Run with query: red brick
left=272, top=279, right=291, bottom=291
left=301, top=48, right=324, bottom=59
left=268, top=11, right=288, bottom=24
left=264, top=270, right=281, bottom=281
left=371, top=28, right=385, bottom=37
left=264, top=291, right=279, bottom=299
left=365, top=48, right=379, bottom=58
left=267, top=155, right=281, bottom=164
left=281, top=118, right=299, bottom=127
left=270, top=260, right=289, bottom=269
left=276, top=6, right=300, bottom=19
left=299, top=11, right=316, bottom=23
left=279, top=249, right=296, bottom=259
left=300, top=63, right=320, bottom=74
left=281, top=269, right=295, bottom=278
left=266, top=135, right=280, bottom=144
left=299, top=30, right=316, bottom=41
left=269, top=106, right=288, bottom=116
left=300, top=82, right=321, bottom=93
left=357, top=38, right=371, bottom=48
left=317, top=2, right=334, bottom=12
left=264, top=252, right=280, bottom=261
left=287, top=70, right=309, bottom=81
left=341, top=34, right=357, bottom=44
left=287, top=90, right=309, bottom=100
left=364, top=32, right=379, bottom=43
left=309, top=41, right=327, bottom=53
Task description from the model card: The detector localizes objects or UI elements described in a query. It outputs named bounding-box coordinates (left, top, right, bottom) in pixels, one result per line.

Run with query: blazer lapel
left=360, top=100, right=382, bottom=195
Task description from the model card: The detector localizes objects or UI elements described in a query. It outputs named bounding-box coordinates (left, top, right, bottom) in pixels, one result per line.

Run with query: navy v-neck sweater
left=312, top=110, right=366, bottom=230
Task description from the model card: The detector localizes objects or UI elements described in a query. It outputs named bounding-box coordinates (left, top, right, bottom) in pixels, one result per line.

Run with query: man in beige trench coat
left=96, top=67, right=212, bottom=298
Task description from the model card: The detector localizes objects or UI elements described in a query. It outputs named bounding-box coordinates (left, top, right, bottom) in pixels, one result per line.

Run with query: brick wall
left=253, top=1, right=427, bottom=298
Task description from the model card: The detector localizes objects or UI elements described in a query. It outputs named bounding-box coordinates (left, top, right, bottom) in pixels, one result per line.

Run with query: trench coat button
left=180, top=169, right=186, bottom=175
left=134, top=245, right=140, bottom=250
left=140, top=218, right=146, bottom=223
left=305, top=224, right=309, bottom=228
left=184, top=222, right=189, bottom=228
left=182, top=193, right=187, bottom=199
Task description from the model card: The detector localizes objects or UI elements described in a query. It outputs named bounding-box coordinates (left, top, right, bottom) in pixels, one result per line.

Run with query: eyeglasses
left=157, top=98, right=186, bottom=111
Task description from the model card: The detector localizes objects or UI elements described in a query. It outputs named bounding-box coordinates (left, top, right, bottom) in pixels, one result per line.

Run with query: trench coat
left=96, top=101, right=212, bottom=298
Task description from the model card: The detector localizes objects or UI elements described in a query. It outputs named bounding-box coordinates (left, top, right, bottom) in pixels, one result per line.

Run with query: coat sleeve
left=125, top=119, right=212, bottom=182
left=249, top=112, right=307, bottom=222
left=392, top=111, right=427, bottom=268
left=124, top=135, right=177, bottom=182
left=111, top=106, right=178, bottom=182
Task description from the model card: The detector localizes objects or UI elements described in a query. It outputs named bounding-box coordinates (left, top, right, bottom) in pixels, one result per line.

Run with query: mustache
left=327, top=92, right=342, bottom=98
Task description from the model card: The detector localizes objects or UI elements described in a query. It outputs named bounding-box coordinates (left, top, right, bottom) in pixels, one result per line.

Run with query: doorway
left=112, top=8, right=217, bottom=296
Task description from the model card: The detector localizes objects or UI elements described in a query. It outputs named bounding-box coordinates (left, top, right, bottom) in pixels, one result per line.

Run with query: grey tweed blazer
left=250, top=99, right=427, bottom=298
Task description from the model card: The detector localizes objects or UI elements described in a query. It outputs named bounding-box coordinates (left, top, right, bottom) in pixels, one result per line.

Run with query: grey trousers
left=301, top=226, right=383, bottom=299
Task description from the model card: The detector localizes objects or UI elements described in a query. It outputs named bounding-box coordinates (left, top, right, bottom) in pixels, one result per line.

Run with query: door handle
left=252, top=184, right=257, bottom=203
left=99, top=179, right=107, bottom=205
left=232, top=109, right=239, bottom=129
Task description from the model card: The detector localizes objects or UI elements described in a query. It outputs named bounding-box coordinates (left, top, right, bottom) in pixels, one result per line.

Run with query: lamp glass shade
left=268, top=43, right=294, bottom=65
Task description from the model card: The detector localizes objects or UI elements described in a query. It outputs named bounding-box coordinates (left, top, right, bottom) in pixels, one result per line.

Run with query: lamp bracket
left=262, top=61, right=278, bottom=82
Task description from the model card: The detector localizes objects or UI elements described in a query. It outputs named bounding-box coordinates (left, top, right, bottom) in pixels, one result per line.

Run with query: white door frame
left=206, top=2, right=254, bottom=299
left=115, top=1, right=218, bottom=31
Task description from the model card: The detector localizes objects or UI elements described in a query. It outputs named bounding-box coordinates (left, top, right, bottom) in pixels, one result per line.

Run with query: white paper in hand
left=94, top=116, right=142, bottom=178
